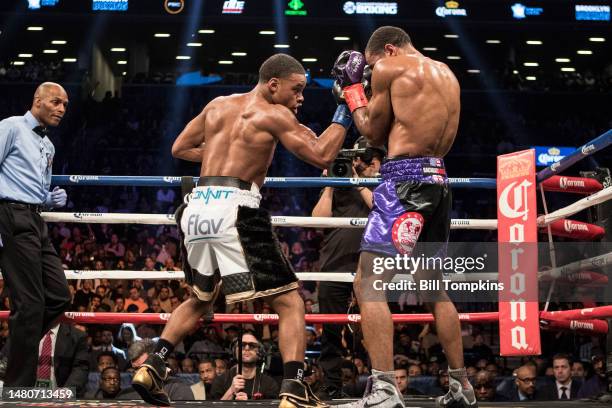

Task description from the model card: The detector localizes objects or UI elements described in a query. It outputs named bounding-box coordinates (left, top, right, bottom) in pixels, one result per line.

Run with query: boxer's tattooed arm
left=352, top=61, right=395, bottom=146
left=172, top=107, right=207, bottom=162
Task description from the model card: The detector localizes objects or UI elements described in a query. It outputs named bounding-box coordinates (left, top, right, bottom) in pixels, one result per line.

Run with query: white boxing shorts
left=177, top=177, right=298, bottom=304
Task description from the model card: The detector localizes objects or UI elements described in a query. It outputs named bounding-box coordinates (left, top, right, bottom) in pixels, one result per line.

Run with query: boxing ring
left=0, top=130, right=610, bottom=406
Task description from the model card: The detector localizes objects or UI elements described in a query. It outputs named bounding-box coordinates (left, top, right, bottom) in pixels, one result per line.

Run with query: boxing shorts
left=176, top=176, right=298, bottom=304
left=360, top=156, right=451, bottom=258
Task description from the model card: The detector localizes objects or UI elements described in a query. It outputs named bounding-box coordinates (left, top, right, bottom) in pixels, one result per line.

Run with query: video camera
left=327, top=137, right=387, bottom=178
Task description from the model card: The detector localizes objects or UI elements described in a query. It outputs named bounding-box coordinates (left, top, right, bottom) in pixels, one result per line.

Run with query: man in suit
left=539, top=354, right=581, bottom=400
left=2, top=322, right=89, bottom=397
left=504, top=364, right=539, bottom=401
left=191, top=359, right=217, bottom=400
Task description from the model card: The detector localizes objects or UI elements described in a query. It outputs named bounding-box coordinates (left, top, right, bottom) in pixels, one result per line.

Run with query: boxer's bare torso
left=171, top=73, right=347, bottom=186
left=356, top=50, right=460, bottom=158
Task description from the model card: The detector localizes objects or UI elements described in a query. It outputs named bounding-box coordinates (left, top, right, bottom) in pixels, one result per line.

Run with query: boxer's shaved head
left=366, top=26, right=411, bottom=56
left=258, top=54, right=305, bottom=83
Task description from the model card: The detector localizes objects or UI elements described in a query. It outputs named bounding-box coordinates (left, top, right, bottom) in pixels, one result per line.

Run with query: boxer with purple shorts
left=332, top=26, right=477, bottom=408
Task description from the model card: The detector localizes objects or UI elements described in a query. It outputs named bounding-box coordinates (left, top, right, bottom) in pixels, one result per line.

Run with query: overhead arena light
left=63, top=58, right=77, bottom=62
left=187, top=42, right=202, bottom=47
left=12, top=61, right=25, bottom=66
left=526, top=76, right=536, bottom=81
left=526, top=40, right=543, bottom=45
left=555, top=58, right=571, bottom=63
left=512, top=70, right=519, bottom=74
left=486, top=40, right=501, bottom=44
left=444, top=34, right=459, bottom=38
left=561, top=67, right=576, bottom=72
left=154, top=33, right=171, bottom=38
left=231, top=52, right=247, bottom=56
left=122, top=72, right=127, bottom=76
left=423, top=47, right=437, bottom=51
left=27, top=26, right=43, bottom=31
left=51, top=40, right=67, bottom=45
left=218, top=60, right=233, bottom=64
left=259, top=30, right=276, bottom=35
left=467, top=69, right=480, bottom=73
left=43, top=49, right=58, bottom=54
left=18, top=53, right=33, bottom=58
left=588, top=37, right=605, bottom=42
left=176, top=56, right=191, bottom=60
left=523, top=62, right=539, bottom=67
left=577, top=50, right=592, bottom=54
left=447, top=56, right=461, bottom=60
left=333, top=36, right=350, bottom=41
left=198, top=29, right=215, bottom=34
left=302, top=58, right=317, bottom=62
left=274, top=44, right=290, bottom=48
left=111, top=48, right=126, bottom=52
left=117, top=60, right=127, bottom=65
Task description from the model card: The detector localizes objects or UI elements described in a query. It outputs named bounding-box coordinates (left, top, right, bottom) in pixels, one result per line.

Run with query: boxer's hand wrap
left=343, top=83, right=368, bottom=113
left=332, top=104, right=352, bottom=128
left=331, top=50, right=366, bottom=87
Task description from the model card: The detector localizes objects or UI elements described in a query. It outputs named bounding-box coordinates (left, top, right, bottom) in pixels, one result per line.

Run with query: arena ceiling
left=0, top=0, right=610, bottom=81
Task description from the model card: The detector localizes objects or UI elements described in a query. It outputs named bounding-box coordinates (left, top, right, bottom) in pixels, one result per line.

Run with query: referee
left=0, top=82, right=72, bottom=387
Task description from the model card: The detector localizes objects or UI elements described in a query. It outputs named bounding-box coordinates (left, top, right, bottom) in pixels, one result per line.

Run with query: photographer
left=312, top=136, right=385, bottom=398
left=210, top=332, right=279, bottom=400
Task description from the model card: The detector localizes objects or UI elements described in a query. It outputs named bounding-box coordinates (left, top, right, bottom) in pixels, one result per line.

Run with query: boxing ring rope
left=0, top=309, right=607, bottom=334
left=40, top=212, right=498, bottom=230
left=52, top=176, right=496, bottom=189
left=536, top=129, right=612, bottom=182
left=537, top=185, right=612, bottom=225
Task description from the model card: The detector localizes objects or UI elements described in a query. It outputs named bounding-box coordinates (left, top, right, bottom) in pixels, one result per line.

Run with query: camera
left=327, top=148, right=367, bottom=178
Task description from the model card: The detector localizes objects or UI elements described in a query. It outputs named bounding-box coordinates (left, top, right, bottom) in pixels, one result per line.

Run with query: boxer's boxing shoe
left=334, top=370, right=405, bottom=408
left=279, top=379, right=329, bottom=408
left=132, top=353, right=171, bottom=406
left=435, top=383, right=478, bottom=408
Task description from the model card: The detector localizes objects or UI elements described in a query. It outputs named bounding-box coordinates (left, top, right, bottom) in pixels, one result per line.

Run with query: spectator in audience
left=505, top=364, right=539, bottom=401
left=577, top=354, right=608, bottom=398
left=571, top=361, right=586, bottom=378
left=125, top=286, right=148, bottom=313
left=90, top=327, right=127, bottom=371
left=104, top=234, right=125, bottom=260
left=157, top=285, right=172, bottom=312
left=73, top=280, right=94, bottom=309
left=181, top=357, right=196, bottom=374
left=191, top=359, right=217, bottom=400
left=215, top=358, right=228, bottom=377
left=210, top=333, right=279, bottom=400
left=96, top=351, right=118, bottom=373
left=113, top=296, right=125, bottom=312
left=304, top=361, right=324, bottom=396
left=473, top=370, right=506, bottom=402
left=408, top=364, right=422, bottom=377
left=125, top=339, right=194, bottom=400
left=470, top=334, right=493, bottom=362
left=116, top=323, right=141, bottom=355
left=170, top=295, right=181, bottom=311
left=539, top=353, right=580, bottom=400
left=394, top=367, right=423, bottom=396
left=85, top=367, right=123, bottom=399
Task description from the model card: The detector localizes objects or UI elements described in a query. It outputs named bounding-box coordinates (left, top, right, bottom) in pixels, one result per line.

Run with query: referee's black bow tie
left=33, top=126, right=49, bottom=137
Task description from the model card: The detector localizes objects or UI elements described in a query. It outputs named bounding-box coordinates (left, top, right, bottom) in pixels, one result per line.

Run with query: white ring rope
left=41, top=213, right=498, bottom=230
left=537, top=185, right=612, bottom=226
left=39, top=185, right=612, bottom=231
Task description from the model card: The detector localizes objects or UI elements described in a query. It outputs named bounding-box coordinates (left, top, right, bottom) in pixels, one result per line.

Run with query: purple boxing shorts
left=360, top=156, right=451, bottom=257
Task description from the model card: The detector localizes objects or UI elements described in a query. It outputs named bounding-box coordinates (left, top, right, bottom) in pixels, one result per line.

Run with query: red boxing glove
left=343, top=83, right=368, bottom=113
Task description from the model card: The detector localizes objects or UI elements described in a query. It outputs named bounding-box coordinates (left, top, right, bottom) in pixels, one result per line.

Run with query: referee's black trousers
left=0, top=203, right=71, bottom=386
